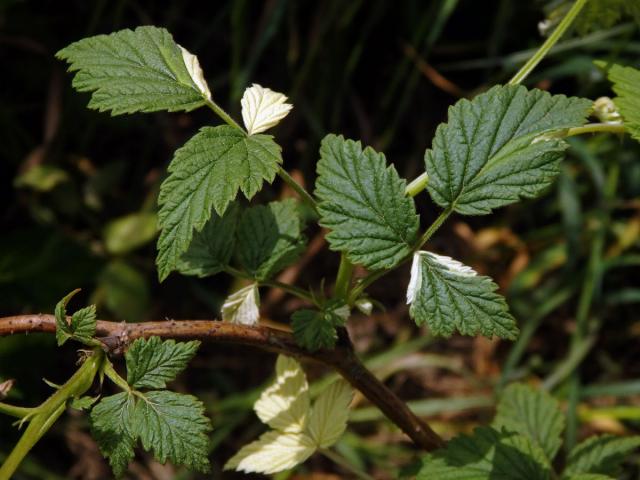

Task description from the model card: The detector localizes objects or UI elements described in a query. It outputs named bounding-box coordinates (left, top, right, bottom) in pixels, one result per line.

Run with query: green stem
left=405, top=172, right=429, bottom=197
left=0, top=350, right=104, bottom=480
left=319, top=448, right=375, bottom=480
left=204, top=97, right=319, bottom=214
left=204, top=99, right=245, bottom=132
left=335, top=255, right=355, bottom=300
left=417, top=208, right=452, bottom=249
left=0, top=403, right=34, bottom=419
left=349, top=208, right=452, bottom=304
left=509, top=0, right=588, bottom=85
left=276, top=166, right=319, bottom=214
left=349, top=270, right=386, bottom=305
left=565, top=123, right=625, bottom=137
left=102, top=359, right=132, bottom=393
left=224, top=266, right=315, bottom=303
left=261, top=280, right=316, bottom=304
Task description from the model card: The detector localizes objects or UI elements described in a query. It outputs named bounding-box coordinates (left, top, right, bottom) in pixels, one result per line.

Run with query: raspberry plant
left=1, top=0, right=640, bottom=478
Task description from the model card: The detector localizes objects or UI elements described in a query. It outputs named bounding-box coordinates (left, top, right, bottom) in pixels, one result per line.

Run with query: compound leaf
left=236, top=199, right=305, bottom=280
left=597, top=62, right=640, bottom=142
left=418, top=427, right=551, bottom=480
left=425, top=85, right=591, bottom=215
left=307, top=380, right=353, bottom=448
left=254, top=355, right=310, bottom=433
left=56, top=26, right=211, bottom=115
left=315, top=134, right=419, bottom=270
left=564, top=435, right=640, bottom=477
left=125, top=337, right=200, bottom=390
left=494, top=383, right=564, bottom=461
left=176, top=202, right=240, bottom=277
left=407, top=251, right=518, bottom=339
left=156, top=126, right=282, bottom=281
left=134, top=390, right=211, bottom=473
left=90, top=393, right=137, bottom=478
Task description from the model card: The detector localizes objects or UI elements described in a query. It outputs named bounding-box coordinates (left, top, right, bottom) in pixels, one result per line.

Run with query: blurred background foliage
left=1, top=0, right=640, bottom=478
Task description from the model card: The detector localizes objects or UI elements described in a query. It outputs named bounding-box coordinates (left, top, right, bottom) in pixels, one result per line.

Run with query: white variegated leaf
left=355, top=298, right=373, bottom=315
left=221, top=284, right=260, bottom=325
left=407, top=250, right=518, bottom=339
left=224, top=430, right=315, bottom=475
left=254, top=355, right=310, bottom=433
left=178, top=46, right=211, bottom=101
left=307, top=380, right=353, bottom=448
left=241, top=84, right=293, bottom=135
left=407, top=251, right=477, bottom=304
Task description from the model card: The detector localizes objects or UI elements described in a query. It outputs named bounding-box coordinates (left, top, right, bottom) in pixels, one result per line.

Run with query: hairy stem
left=509, top=0, right=588, bottom=85
left=0, top=315, right=444, bottom=451
left=416, top=208, right=452, bottom=249
left=204, top=99, right=245, bottom=132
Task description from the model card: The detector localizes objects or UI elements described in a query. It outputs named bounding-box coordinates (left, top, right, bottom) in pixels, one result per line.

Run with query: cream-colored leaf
left=254, top=355, right=310, bottom=433
left=307, top=380, right=353, bottom=448
left=224, top=430, right=315, bottom=474
left=179, top=45, right=211, bottom=101
left=241, top=84, right=293, bottom=135
left=221, top=284, right=260, bottom=325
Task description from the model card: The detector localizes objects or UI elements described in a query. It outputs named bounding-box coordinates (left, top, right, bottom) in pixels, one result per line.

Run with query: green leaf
left=564, top=435, right=640, bottom=477
left=493, top=383, right=564, bottom=461
left=407, top=251, right=518, bottom=339
left=573, top=0, right=640, bottom=35
left=315, top=134, right=419, bottom=270
left=133, top=390, right=211, bottom=473
left=236, top=199, right=305, bottom=280
left=91, top=389, right=212, bottom=477
left=14, top=165, right=69, bottom=192
left=156, top=126, right=282, bottom=281
left=418, top=427, right=551, bottom=480
left=96, top=260, right=150, bottom=322
left=425, top=85, right=592, bottom=215
left=126, top=337, right=200, bottom=389
left=70, top=395, right=99, bottom=411
left=103, top=212, right=158, bottom=255
left=54, top=289, right=97, bottom=346
left=176, top=202, right=240, bottom=277
left=90, top=393, right=137, bottom=478
left=597, top=62, right=640, bottom=142
left=291, top=306, right=347, bottom=351
left=56, top=26, right=210, bottom=115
